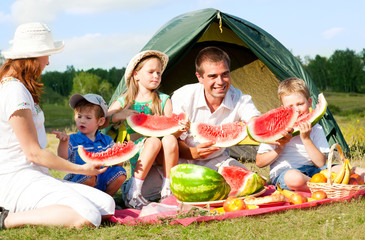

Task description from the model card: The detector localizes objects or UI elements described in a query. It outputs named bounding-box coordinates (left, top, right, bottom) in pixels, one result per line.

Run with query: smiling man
left=171, top=46, right=261, bottom=171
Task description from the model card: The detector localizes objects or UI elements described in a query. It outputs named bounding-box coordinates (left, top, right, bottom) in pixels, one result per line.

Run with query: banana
left=276, top=183, right=294, bottom=199
left=333, top=162, right=346, bottom=184
left=341, top=159, right=351, bottom=184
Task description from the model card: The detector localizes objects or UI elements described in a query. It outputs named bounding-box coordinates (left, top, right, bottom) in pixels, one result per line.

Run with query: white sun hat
left=2, top=22, right=64, bottom=59
left=124, top=50, right=168, bottom=87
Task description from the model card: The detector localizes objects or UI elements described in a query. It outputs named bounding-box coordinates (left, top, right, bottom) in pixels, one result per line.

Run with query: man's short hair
left=195, top=46, right=230, bottom=75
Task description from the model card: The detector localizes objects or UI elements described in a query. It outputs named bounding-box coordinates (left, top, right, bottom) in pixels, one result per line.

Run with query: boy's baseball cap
left=69, top=93, right=108, bottom=117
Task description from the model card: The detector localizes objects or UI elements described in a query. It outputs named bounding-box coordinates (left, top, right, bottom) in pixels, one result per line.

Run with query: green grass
left=2, top=92, right=364, bottom=239
left=41, top=103, right=75, bottom=131
left=2, top=197, right=364, bottom=239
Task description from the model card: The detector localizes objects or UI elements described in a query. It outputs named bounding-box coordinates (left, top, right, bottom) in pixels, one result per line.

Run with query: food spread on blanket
left=244, top=192, right=285, bottom=205
left=170, top=164, right=266, bottom=203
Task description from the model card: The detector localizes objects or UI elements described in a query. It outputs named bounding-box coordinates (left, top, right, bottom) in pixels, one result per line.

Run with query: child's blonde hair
left=278, top=77, right=311, bottom=103
left=122, top=55, right=163, bottom=115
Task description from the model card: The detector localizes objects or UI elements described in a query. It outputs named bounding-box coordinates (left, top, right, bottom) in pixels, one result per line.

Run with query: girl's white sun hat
left=124, top=50, right=168, bottom=87
left=2, top=22, right=64, bottom=59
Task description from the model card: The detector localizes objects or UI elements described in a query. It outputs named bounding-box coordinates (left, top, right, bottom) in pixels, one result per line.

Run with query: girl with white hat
left=107, top=50, right=188, bottom=209
left=0, top=22, right=115, bottom=229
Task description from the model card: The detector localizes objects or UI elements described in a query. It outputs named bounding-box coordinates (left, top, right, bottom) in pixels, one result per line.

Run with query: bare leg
left=284, top=169, right=311, bottom=192
left=4, top=205, right=93, bottom=229
left=134, top=137, right=161, bottom=179
left=160, top=135, right=179, bottom=178
left=105, top=175, right=126, bottom=196
left=82, top=176, right=97, bottom=187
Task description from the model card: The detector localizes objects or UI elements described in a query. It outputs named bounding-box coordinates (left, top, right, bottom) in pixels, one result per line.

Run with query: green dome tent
left=109, top=8, right=348, bottom=153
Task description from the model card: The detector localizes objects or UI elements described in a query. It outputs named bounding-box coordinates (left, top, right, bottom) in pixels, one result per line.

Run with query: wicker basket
left=307, top=144, right=365, bottom=198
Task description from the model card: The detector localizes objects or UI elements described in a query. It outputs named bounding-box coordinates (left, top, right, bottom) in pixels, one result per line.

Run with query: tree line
left=1, top=48, right=364, bottom=105
left=303, top=48, right=365, bottom=93
left=40, top=66, right=125, bottom=104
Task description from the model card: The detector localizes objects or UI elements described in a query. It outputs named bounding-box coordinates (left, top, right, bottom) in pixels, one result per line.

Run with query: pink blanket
left=109, top=186, right=365, bottom=226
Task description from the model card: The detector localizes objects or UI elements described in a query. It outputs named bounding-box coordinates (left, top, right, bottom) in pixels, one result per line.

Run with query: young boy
left=54, top=93, right=127, bottom=196
left=256, top=78, right=330, bottom=192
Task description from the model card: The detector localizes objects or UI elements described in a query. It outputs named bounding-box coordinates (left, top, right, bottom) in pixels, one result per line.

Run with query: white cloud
left=10, top=0, right=169, bottom=24
left=322, top=27, right=344, bottom=40
left=47, top=32, right=151, bottom=71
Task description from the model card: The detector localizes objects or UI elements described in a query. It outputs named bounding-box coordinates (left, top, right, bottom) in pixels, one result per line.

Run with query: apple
left=223, top=196, right=246, bottom=212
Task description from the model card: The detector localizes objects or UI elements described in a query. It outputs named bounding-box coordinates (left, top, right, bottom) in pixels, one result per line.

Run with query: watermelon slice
left=218, top=165, right=266, bottom=197
left=78, top=140, right=143, bottom=166
left=292, top=93, right=327, bottom=136
left=190, top=122, right=247, bottom=147
left=247, top=106, right=298, bottom=143
left=126, top=112, right=187, bottom=137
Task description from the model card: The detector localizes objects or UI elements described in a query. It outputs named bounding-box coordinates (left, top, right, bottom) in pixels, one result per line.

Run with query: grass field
left=1, top=92, right=364, bottom=239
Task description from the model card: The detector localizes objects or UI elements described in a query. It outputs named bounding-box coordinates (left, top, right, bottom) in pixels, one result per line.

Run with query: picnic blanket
left=109, top=186, right=365, bottom=226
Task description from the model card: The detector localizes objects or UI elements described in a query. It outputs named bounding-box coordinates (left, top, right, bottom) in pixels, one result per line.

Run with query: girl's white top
left=0, top=77, right=48, bottom=174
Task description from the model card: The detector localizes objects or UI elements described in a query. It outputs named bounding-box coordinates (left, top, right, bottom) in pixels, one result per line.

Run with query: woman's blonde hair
left=278, top=77, right=310, bottom=103
left=122, top=56, right=163, bottom=115
left=0, top=58, right=43, bottom=104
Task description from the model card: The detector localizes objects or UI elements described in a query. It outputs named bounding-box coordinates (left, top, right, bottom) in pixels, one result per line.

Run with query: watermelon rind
left=126, top=113, right=187, bottom=137
left=247, top=106, right=299, bottom=143
left=78, top=140, right=144, bottom=166
left=218, top=165, right=266, bottom=197
left=292, top=93, right=327, bottom=136
left=170, top=164, right=230, bottom=202
left=236, top=173, right=266, bottom=197
left=190, top=122, right=248, bottom=147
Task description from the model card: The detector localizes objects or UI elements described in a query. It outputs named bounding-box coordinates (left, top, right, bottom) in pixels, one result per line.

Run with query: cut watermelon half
left=218, top=165, right=266, bottom=197
left=78, top=140, right=143, bottom=166
left=126, top=112, right=187, bottom=137
left=292, top=93, right=327, bottom=136
left=247, top=106, right=298, bottom=143
left=190, top=122, right=247, bottom=147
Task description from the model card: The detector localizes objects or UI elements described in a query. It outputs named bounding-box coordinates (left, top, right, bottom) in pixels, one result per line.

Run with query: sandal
left=0, top=207, right=9, bottom=230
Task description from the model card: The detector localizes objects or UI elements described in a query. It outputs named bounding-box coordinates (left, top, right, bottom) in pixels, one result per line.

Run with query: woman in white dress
left=0, top=22, right=115, bottom=229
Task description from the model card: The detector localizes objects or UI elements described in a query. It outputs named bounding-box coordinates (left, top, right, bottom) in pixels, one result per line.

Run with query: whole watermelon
left=170, top=164, right=231, bottom=202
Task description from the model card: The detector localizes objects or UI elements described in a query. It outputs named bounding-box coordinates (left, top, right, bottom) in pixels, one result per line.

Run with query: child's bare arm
left=256, top=146, right=284, bottom=167
left=52, top=131, right=70, bottom=159
left=298, top=121, right=326, bottom=168
left=256, top=127, right=293, bottom=168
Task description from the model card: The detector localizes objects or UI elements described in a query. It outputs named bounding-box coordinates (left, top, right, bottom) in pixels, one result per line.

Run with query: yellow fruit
left=311, top=190, right=327, bottom=200
left=333, top=163, right=346, bottom=184
left=341, top=160, right=351, bottom=184
left=310, top=173, right=327, bottom=183
left=289, top=193, right=307, bottom=205
left=320, top=169, right=336, bottom=182
left=276, top=183, right=295, bottom=199
left=210, top=207, right=225, bottom=214
left=246, top=205, right=259, bottom=210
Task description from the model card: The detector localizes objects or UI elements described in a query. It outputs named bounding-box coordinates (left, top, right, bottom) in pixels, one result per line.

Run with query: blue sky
left=1, top=0, right=364, bottom=72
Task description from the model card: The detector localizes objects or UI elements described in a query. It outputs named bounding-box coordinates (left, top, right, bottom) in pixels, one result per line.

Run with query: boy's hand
left=52, top=131, right=70, bottom=142
left=271, top=127, right=293, bottom=146
left=298, top=120, right=311, bottom=140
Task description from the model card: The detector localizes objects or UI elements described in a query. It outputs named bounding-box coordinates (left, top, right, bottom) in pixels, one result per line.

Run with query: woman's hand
left=79, top=161, right=108, bottom=176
